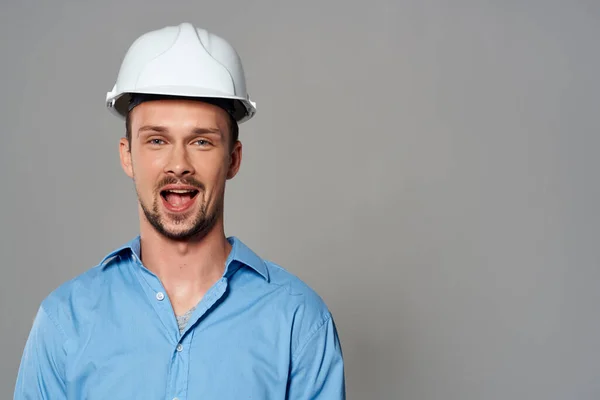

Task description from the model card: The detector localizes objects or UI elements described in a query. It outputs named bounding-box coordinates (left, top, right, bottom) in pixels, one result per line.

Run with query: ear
left=226, top=140, right=242, bottom=180
left=119, top=137, right=134, bottom=179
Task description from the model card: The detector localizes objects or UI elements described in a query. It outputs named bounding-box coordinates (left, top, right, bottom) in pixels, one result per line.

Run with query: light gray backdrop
left=1, top=1, right=599, bottom=399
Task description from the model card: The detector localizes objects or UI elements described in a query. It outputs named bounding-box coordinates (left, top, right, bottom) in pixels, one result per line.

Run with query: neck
left=137, top=214, right=232, bottom=313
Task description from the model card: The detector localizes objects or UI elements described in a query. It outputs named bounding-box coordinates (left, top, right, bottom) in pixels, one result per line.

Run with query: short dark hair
left=125, top=109, right=239, bottom=151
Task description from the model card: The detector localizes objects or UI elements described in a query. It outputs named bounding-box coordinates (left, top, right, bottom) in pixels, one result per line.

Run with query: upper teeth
left=167, top=189, right=194, bottom=193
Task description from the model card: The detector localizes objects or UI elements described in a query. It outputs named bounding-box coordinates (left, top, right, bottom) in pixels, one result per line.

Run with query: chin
left=155, top=225, right=202, bottom=241
left=155, top=216, right=217, bottom=242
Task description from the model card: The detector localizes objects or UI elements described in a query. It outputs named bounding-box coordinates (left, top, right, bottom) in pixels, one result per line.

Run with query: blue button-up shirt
left=14, top=236, right=345, bottom=399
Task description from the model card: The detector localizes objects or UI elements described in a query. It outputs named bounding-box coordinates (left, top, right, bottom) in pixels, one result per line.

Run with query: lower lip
left=161, top=193, right=198, bottom=213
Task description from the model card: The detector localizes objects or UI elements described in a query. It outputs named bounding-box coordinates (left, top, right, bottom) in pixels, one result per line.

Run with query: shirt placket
left=166, top=278, right=230, bottom=400
left=130, top=252, right=232, bottom=400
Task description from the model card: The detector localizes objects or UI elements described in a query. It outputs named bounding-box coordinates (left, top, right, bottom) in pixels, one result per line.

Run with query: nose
left=164, top=143, right=195, bottom=177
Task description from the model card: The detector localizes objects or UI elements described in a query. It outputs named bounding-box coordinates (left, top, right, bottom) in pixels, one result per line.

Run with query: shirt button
left=176, top=344, right=183, bottom=352
left=156, top=292, right=165, bottom=301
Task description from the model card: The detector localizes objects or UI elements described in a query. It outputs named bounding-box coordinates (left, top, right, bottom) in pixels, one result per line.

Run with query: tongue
left=165, top=193, right=193, bottom=207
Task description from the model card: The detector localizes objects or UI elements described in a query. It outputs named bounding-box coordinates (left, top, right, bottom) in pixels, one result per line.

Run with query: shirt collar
left=100, top=236, right=269, bottom=282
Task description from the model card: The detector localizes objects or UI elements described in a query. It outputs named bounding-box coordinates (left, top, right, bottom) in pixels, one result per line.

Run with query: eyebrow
left=137, top=125, right=222, bottom=136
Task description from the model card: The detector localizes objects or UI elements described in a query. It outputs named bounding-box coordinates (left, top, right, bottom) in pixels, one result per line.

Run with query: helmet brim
left=106, top=85, right=256, bottom=123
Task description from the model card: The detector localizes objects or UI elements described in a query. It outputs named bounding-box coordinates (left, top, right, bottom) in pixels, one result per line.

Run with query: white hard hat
left=106, top=22, right=256, bottom=123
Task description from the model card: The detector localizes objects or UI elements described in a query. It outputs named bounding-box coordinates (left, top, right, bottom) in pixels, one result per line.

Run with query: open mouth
left=160, top=189, right=200, bottom=209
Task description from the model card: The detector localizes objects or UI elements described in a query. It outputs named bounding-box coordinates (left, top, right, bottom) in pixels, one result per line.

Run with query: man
left=14, top=22, right=345, bottom=399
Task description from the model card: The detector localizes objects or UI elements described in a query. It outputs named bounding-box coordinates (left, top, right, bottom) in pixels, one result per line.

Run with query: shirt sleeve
left=14, top=305, right=68, bottom=400
left=287, top=314, right=346, bottom=400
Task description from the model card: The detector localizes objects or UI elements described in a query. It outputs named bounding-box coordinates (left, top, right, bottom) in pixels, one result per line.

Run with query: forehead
left=129, top=98, right=230, bottom=133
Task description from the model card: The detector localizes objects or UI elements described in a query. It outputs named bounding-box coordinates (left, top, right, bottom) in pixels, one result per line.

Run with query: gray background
left=1, top=1, right=599, bottom=399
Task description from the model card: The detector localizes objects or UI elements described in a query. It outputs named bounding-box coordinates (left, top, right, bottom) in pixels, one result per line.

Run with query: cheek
left=131, top=155, right=162, bottom=191
left=197, top=160, right=229, bottom=193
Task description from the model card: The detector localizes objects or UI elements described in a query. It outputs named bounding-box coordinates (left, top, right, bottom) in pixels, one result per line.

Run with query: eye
left=149, top=138, right=165, bottom=145
left=194, top=139, right=211, bottom=146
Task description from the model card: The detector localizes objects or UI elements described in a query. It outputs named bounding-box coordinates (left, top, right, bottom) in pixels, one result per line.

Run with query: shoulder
left=265, top=260, right=330, bottom=315
left=38, top=251, right=124, bottom=337
left=39, top=264, right=104, bottom=318
left=232, top=237, right=332, bottom=323
left=261, top=259, right=334, bottom=351
left=40, top=241, right=134, bottom=315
